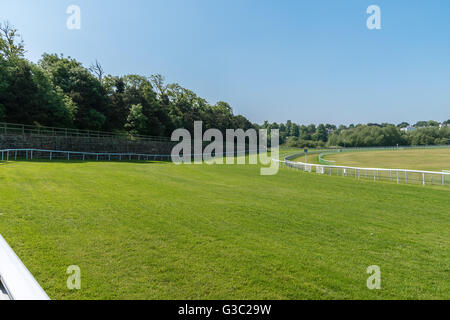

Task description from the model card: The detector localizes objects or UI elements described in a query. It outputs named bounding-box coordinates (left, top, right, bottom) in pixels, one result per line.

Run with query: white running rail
left=0, top=235, right=50, bottom=300
left=276, top=158, right=450, bottom=187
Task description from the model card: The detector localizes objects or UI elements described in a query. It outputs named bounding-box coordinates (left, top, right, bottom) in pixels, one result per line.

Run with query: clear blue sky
left=1, top=0, right=449, bottom=125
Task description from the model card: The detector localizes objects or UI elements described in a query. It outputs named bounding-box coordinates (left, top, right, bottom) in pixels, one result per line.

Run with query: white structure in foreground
left=0, top=235, right=50, bottom=300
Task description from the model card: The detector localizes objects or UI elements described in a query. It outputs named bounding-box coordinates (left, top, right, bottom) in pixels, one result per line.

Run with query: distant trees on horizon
left=261, top=120, right=450, bottom=148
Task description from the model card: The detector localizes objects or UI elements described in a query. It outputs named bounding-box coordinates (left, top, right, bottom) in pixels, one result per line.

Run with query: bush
left=285, top=137, right=324, bottom=148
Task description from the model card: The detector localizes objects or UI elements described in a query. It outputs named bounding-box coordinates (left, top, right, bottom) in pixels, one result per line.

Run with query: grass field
left=0, top=159, right=449, bottom=299
left=291, top=153, right=321, bottom=164
left=323, top=148, right=450, bottom=172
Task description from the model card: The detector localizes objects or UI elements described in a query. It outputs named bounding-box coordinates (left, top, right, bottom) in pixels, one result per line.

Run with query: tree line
left=260, top=121, right=450, bottom=148
left=1, top=22, right=448, bottom=147
left=0, top=22, right=253, bottom=137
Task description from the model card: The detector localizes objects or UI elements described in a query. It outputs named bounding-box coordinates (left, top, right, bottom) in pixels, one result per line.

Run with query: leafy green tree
left=0, top=56, right=73, bottom=126
left=232, top=115, right=253, bottom=131
left=414, top=121, right=428, bottom=128
left=0, top=56, right=7, bottom=121
left=315, top=124, right=328, bottom=142
left=291, top=123, right=300, bottom=137
left=121, top=74, right=167, bottom=136
left=0, top=22, right=255, bottom=137
left=0, top=103, right=4, bottom=121
left=87, top=109, right=106, bottom=131
left=125, top=104, right=148, bottom=135
left=327, top=125, right=406, bottom=147
left=299, top=125, right=310, bottom=140
left=325, top=124, right=336, bottom=132
left=39, top=53, right=109, bottom=130
left=0, top=21, right=25, bottom=59
left=103, top=75, right=130, bottom=131
left=427, top=120, right=439, bottom=127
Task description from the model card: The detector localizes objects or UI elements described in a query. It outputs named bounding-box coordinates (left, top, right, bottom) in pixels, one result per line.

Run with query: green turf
left=323, top=148, right=450, bottom=172
left=0, top=160, right=449, bottom=300
left=291, top=154, right=321, bottom=164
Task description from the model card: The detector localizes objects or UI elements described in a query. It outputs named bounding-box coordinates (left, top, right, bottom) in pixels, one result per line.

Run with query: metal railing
left=280, top=157, right=450, bottom=187
left=0, top=148, right=261, bottom=163
left=0, top=122, right=171, bottom=142
left=0, top=149, right=173, bottom=162
left=0, top=235, right=50, bottom=300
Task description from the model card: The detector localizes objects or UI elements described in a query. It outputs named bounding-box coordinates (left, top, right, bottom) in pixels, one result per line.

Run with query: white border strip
left=0, top=235, right=50, bottom=300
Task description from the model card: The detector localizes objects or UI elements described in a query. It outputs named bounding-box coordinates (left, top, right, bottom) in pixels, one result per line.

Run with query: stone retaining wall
left=0, top=134, right=177, bottom=155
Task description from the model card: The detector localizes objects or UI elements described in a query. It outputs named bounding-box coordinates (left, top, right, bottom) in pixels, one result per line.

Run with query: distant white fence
left=278, top=158, right=450, bottom=187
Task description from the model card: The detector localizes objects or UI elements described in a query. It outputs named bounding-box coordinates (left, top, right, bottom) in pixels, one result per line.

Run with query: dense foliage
left=328, top=124, right=450, bottom=147
left=0, top=22, right=253, bottom=136
left=260, top=121, right=450, bottom=148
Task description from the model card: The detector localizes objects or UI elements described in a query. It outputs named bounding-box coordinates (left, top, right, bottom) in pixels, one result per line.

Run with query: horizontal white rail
left=276, top=158, right=450, bottom=187
left=0, top=235, right=50, bottom=300
left=284, top=159, right=450, bottom=175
